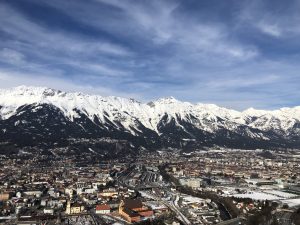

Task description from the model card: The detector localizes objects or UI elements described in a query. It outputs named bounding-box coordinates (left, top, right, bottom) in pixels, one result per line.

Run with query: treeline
left=246, top=200, right=279, bottom=225
left=291, top=207, right=300, bottom=225
left=135, top=212, right=178, bottom=225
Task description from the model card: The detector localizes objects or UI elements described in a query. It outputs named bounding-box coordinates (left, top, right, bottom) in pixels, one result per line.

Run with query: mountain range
left=1, top=86, right=300, bottom=153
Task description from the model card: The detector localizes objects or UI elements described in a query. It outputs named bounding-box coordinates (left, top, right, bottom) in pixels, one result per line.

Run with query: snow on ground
left=139, top=191, right=155, bottom=200
left=18, top=150, right=32, bottom=155
left=280, top=198, right=300, bottom=207
left=145, top=202, right=167, bottom=210
left=222, top=186, right=299, bottom=201
left=232, top=191, right=281, bottom=200
left=262, top=190, right=297, bottom=198
left=88, top=148, right=97, bottom=154
left=182, top=196, right=206, bottom=204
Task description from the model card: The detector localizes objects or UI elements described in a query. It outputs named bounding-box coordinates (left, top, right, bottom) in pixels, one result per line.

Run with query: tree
left=282, top=204, right=289, bottom=209
left=291, top=207, right=300, bottom=225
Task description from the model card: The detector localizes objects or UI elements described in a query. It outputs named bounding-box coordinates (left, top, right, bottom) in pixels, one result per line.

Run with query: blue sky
left=0, top=0, right=300, bottom=110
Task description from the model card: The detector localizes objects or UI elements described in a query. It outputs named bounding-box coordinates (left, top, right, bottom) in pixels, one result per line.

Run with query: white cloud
left=0, top=69, right=137, bottom=98
left=0, top=48, right=26, bottom=65
left=205, top=74, right=280, bottom=88
left=75, top=62, right=130, bottom=77
left=238, top=1, right=300, bottom=38
left=47, top=0, right=258, bottom=60
left=0, top=4, right=132, bottom=58
left=112, top=0, right=258, bottom=59
left=94, top=43, right=132, bottom=56
left=257, top=22, right=281, bottom=37
left=1, top=0, right=300, bottom=110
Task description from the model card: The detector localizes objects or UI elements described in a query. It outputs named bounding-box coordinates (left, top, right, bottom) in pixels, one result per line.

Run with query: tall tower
left=66, top=201, right=71, bottom=214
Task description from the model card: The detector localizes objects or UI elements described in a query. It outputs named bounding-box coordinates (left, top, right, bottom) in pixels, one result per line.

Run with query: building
left=65, top=188, right=74, bottom=198
left=95, top=204, right=110, bottom=214
left=98, top=188, right=118, bottom=198
left=0, top=192, right=11, bottom=201
left=119, top=199, right=153, bottom=223
left=23, top=191, right=42, bottom=198
left=65, top=201, right=85, bottom=214
left=179, top=178, right=202, bottom=189
left=43, top=208, right=54, bottom=215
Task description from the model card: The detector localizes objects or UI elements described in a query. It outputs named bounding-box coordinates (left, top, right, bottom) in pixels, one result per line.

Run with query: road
left=216, top=217, right=246, bottom=225
left=139, top=190, right=191, bottom=225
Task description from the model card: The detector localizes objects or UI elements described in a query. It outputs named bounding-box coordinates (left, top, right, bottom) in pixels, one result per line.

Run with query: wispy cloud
left=257, top=22, right=281, bottom=37
left=0, top=48, right=26, bottom=65
left=0, top=0, right=300, bottom=109
left=206, top=74, right=280, bottom=89
left=95, top=0, right=259, bottom=60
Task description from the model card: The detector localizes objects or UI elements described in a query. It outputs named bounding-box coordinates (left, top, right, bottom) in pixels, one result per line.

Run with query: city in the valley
left=2, top=0, right=300, bottom=224
left=0, top=148, right=299, bottom=225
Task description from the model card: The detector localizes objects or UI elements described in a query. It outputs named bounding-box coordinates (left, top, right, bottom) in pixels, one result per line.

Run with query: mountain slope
left=1, top=86, right=300, bottom=151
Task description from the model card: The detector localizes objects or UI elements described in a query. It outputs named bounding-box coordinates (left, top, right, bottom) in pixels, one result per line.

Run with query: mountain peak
left=154, top=96, right=180, bottom=104
left=1, top=85, right=300, bottom=149
left=8, top=85, right=62, bottom=96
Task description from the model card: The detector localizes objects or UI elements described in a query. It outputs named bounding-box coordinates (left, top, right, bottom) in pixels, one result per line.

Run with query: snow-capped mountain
left=1, top=85, right=300, bottom=151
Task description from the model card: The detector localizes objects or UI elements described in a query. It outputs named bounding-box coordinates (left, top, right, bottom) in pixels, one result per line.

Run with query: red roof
left=96, top=204, right=110, bottom=211
left=123, top=199, right=143, bottom=209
